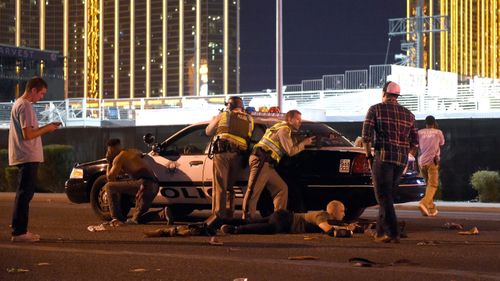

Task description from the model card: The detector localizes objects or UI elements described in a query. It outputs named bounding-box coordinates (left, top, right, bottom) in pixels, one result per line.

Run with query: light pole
left=276, top=0, right=283, bottom=110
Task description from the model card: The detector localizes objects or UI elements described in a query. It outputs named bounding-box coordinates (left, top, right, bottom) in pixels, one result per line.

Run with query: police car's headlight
left=69, top=168, right=84, bottom=179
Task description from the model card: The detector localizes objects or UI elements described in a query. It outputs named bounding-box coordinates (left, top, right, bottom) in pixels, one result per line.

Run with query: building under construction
left=406, top=0, right=499, bottom=80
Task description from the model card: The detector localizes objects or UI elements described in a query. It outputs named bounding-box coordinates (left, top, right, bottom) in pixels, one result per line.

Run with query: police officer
left=206, top=96, right=254, bottom=219
left=242, top=109, right=315, bottom=221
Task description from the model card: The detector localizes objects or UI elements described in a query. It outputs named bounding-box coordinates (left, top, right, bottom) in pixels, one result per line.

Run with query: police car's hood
left=75, top=158, right=108, bottom=168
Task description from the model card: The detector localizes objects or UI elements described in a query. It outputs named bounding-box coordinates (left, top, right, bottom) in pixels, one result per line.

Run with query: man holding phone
left=8, top=77, right=61, bottom=242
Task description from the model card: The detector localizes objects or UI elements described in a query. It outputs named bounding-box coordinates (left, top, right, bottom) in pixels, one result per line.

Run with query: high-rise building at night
left=0, top=0, right=240, bottom=100
left=407, top=0, right=499, bottom=79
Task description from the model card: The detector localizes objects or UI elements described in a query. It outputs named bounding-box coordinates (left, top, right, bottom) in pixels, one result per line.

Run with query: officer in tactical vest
left=242, top=109, right=315, bottom=221
left=206, top=96, right=254, bottom=219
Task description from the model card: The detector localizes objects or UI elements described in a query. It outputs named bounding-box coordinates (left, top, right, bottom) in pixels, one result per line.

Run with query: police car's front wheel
left=90, top=175, right=112, bottom=221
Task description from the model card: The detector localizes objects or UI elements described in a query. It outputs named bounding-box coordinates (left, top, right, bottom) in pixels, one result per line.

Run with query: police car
left=65, top=113, right=425, bottom=221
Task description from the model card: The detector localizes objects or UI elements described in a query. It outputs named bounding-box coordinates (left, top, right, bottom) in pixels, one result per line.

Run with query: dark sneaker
left=11, top=232, right=40, bottom=243
left=220, top=224, right=237, bottom=235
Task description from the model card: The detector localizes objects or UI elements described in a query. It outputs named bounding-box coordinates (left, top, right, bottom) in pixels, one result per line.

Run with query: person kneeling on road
left=221, top=200, right=353, bottom=237
left=104, top=138, right=170, bottom=226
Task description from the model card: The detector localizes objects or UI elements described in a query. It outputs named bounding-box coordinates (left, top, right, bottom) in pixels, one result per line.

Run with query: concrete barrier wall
left=1, top=119, right=500, bottom=201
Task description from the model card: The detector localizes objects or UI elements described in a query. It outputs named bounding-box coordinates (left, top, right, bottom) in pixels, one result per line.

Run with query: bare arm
left=205, top=114, right=221, bottom=136
left=22, top=123, right=59, bottom=140
left=107, top=153, right=124, bottom=181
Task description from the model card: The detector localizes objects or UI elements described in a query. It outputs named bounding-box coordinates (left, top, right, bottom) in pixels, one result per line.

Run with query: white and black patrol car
left=65, top=113, right=426, bottom=221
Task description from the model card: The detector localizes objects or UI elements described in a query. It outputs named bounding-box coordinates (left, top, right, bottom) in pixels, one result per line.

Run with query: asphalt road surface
left=1, top=196, right=500, bottom=281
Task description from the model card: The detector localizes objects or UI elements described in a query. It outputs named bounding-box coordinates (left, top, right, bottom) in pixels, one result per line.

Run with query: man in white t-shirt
left=418, top=115, right=445, bottom=217
left=8, top=77, right=61, bottom=242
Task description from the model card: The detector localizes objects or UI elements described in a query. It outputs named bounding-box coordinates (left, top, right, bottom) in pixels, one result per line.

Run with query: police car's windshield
left=294, top=123, right=353, bottom=147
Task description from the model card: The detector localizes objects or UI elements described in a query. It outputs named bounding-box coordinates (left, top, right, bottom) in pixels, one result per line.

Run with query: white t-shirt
left=418, top=128, right=444, bottom=166
left=8, top=98, right=44, bottom=165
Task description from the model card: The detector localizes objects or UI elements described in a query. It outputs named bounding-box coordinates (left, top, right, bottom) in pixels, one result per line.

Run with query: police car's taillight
left=351, top=154, right=371, bottom=174
left=69, top=168, right=84, bottom=179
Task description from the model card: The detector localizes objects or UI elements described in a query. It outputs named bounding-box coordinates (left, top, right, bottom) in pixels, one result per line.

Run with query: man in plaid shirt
left=362, top=81, right=418, bottom=243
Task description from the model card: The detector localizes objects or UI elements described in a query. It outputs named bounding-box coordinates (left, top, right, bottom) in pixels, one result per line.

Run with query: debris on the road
left=391, top=259, right=419, bottom=266
left=364, top=228, right=376, bottom=237
left=87, top=223, right=107, bottom=232
left=37, top=262, right=50, bottom=266
left=443, top=222, right=464, bottom=230
left=417, top=240, right=439, bottom=246
left=6, top=268, right=30, bottom=273
left=458, top=226, right=479, bottom=235
left=348, top=257, right=377, bottom=267
left=288, top=256, right=319, bottom=260
left=303, top=236, right=318, bottom=241
left=233, top=278, right=248, bottom=281
left=209, top=236, right=224, bottom=246
left=129, top=268, right=148, bottom=273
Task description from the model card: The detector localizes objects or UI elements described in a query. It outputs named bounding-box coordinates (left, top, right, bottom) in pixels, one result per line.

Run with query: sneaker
left=429, top=209, right=439, bottom=217
left=125, top=218, right=139, bottom=225
left=110, top=219, right=124, bottom=227
left=220, top=224, right=237, bottom=235
left=373, top=234, right=400, bottom=244
left=418, top=203, right=430, bottom=217
left=11, top=232, right=40, bottom=243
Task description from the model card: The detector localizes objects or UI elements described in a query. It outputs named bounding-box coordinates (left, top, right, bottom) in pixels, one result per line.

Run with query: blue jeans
left=371, top=158, right=404, bottom=238
left=11, top=162, right=39, bottom=236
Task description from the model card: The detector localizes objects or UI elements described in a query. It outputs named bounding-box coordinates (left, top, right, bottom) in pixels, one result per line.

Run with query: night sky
left=239, top=0, right=407, bottom=92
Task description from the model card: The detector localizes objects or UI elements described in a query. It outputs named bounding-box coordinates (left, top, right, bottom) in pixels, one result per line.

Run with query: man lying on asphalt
left=144, top=200, right=354, bottom=238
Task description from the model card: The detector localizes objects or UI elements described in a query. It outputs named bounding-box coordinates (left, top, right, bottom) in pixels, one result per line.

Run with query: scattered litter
left=417, top=240, right=439, bottom=246
left=233, top=278, right=248, bottom=281
left=87, top=224, right=107, bottom=232
left=443, top=222, right=464, bottom=230
left=458, top=227, right=479, bottom=235
left=6, top=268, right=30, bottom=273
left=364, top=229, right=376, bottom=237
left=129, top=268, right=148, bottom=273
left=209, top=236, right=224, bottom=246
left=37, top=262, right=50, bottom=266
left=391, top=259, right=418, bottom=266
left=155, top=269, right=162, bottom=272
left=303, top=236, right=318, bottom=241
left=288, top=256, right=319, bottom=260
left=348, top=257, right=378, bottom=267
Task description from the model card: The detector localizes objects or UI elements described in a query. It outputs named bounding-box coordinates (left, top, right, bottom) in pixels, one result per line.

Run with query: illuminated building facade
left=0, top=0, right=240, bottom=100
left=407, top=0, right=500, bottom=79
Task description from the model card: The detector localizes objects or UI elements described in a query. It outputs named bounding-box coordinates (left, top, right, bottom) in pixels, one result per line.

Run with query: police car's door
left=148, top=125, right=212, bottom=205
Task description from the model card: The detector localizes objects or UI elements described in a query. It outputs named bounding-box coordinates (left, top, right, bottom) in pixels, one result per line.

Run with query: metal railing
left=1, top=82, right=499, bottom=127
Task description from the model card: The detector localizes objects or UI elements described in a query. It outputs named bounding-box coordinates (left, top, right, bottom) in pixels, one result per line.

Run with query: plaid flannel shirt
left=362, top=101, right=418, bottom=167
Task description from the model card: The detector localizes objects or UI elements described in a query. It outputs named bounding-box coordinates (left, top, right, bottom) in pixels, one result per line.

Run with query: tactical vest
left=216, top=111, right=254, bottom=150
left=255, top=121, right=291, bottom=162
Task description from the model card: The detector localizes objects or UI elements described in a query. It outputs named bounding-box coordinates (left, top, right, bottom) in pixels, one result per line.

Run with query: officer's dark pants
left=105, top=178, right=159, bottom=223
left=11, top=162, right=38, bottom=236
left=371, top=158, right=404, bottom=238
left=233, top=209, right=293, bottom=234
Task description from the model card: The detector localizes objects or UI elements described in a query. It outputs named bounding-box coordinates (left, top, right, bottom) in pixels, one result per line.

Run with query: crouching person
left=221, top=200, right=352, bottom=237
left=104, top=138, right=164, bottom=225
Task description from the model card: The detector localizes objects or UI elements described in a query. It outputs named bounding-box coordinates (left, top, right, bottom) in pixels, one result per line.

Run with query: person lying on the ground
left=220, top=200, right=353, bottom=237
left=144, top=200, right=353, bottom=238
